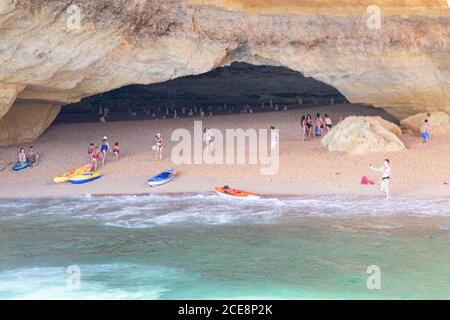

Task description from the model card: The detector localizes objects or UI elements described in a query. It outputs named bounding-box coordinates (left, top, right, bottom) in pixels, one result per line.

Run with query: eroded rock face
left=321, top=116, right=406, bottom=155
left=0, top=0, right=449, bottom=146
left=0, top=102, right=61, bottom=146
left=400, top=112, right=450, bottom=135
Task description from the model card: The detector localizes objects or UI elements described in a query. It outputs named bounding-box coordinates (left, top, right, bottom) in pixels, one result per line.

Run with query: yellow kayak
left=69, top=171, right=102, bottom=184
left=53, top=164, right=92, bottom=184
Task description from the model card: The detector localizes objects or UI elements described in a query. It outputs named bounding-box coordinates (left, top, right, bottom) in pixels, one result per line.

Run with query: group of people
left=17, top=146, right=39, bottom=167
left=300, top=113, right=333, bottom=141
left=87, top=137, right=120, bottom=171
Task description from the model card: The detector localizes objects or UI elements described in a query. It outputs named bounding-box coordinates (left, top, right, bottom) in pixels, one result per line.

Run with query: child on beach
left=26, top=146, right=39, bottom=166
left=87, top=143, right=95, bottom=162
left=112, top=142, right=120, bottom=162
left=154, top=133, right=163, bottom=161
left=369, top=159, right=391, bottom=199
left=420, top=119, right=430, bottom=146
left=91, top=147, right=101, bottom=171
left=100, top=136, right=110, bottom=167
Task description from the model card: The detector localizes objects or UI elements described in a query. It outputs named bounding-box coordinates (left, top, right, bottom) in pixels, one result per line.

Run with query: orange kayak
left=53, top=164, right=92, bottom=184
left=215, top=186, right=261, bottom=200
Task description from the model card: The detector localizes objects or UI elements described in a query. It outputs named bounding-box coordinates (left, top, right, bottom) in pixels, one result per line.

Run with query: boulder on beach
left=400, top=112, right=450, bottom=136
left=321, top=116, right=406, bottom=155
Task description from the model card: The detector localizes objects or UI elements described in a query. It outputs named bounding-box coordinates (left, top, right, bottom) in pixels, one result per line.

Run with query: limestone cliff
left=0, top=0, right=449, bottom=146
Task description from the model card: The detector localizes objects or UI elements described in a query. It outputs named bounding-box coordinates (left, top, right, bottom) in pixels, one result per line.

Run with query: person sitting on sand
left=18, top=148, right=27, bottom=165
left=91, top=146, right=101, bottom=171
left=154, top=133, right=163, bottom=161
left=87, top=143, right=95, bottom=162
left=369, top=159, right=391, bottom=199
left=100, top=136, right=110, bottom=167
left=112, top=142, right=120, bottom=162
left=324, top=114, right=332, bottom=133
left=420, top=119, right=430, bottom=146
left=26, top=146, right=39, bottom=166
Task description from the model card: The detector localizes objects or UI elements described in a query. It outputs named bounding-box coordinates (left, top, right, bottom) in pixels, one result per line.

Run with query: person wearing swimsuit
left=324, top=114, right=332, bottom=132
left=91, top=147, right=101, bottom=171
left=112, top=142, right=120, bottom=162
left=306, top=114, right=313, bottom=139
left=154, top=133, right=163, bottom=161
left=301, top=116, right=307, bottom=141
left=420, top=119, right=430, bottom=146
left=100, top=136, right=110, bottom=167
left=87, top=143, right=95, bottom=163
left=370, top=159, right=391, bottom=199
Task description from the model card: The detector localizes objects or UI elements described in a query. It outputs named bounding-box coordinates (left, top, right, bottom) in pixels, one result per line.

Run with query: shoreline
left=1, top=175, right=450, bottom=200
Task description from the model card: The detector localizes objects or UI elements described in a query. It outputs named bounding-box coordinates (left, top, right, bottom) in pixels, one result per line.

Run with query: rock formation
left=0, top=0, right=449, bottom=146
left=321, top=116, right=406, bottom=155
left=400, top=112, right=450, bottom=136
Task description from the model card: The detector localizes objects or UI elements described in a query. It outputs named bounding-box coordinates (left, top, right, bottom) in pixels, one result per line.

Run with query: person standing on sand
left=87, top=143, right=95, bottom=163
left=154, top=133, right=163, bottom=161
left=91, top=146, right=101, bottom=171
left=112, top=142, right=120, bottom=162
left=301, top=115, right=308, bottom=141
left=270, top=126, right=279, bottom=154
left=324, top=114, right=333, bottom=133
left=204, top=127, right=214, bottom=155
left=100, top=136, right=110, bottom=167
left=306, top=114, right=313, bottom=139
left=314, top=113, right=324, bottom=138
left=420, top=119, right=430, bottom=146
left=369, top=159, right=391, bottom=199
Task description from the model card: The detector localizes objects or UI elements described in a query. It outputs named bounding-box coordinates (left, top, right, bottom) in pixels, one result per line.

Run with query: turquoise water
left=0, top=194, right=450, bottom=299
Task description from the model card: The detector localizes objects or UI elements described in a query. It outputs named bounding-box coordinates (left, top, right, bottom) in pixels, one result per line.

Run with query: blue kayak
left=148, top=168, right=176, bottom=187
left=12, top=161, right=31, bottom=171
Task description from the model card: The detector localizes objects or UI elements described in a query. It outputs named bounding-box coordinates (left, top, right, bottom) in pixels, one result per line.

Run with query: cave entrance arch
left=57, top=62, right=358, bottom=123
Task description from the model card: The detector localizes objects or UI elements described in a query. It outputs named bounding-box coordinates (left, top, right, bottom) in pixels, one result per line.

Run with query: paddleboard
left=12, top=161, right=30, bottom=171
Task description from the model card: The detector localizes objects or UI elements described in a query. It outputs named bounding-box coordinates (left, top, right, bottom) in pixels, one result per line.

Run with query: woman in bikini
left=300, top=116, right=308, bottom=141
left=306, top=114, right=313, bottom=139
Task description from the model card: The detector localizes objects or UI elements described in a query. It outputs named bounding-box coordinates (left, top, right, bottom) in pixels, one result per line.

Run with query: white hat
left=103, top=136, right=107, bottom=140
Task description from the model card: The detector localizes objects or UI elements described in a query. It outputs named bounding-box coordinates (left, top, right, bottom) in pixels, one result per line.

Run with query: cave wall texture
left=0, top=0, right=449, bottom=146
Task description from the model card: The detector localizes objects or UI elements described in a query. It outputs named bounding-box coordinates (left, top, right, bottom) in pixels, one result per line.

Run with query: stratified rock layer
left=400, top=112, right=450, bottom=135
left=321, top=116, right=406, bottom=155
left=0, top=0, right=449, bottom=146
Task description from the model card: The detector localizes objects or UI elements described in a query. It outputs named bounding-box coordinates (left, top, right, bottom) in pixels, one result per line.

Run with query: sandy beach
left=1, top=103, right=450, bottom=200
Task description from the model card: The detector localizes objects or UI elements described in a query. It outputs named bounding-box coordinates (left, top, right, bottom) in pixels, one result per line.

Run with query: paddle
left=0, top=161, right=13, bottom=172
